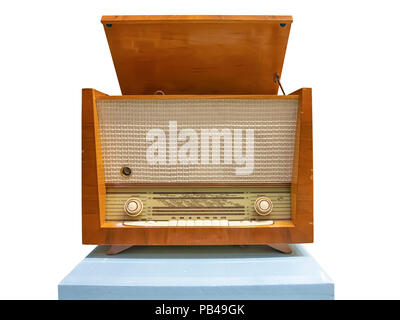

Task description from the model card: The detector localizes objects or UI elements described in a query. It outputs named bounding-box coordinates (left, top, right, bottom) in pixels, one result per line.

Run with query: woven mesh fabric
left=97, top=99, right=298, bottom=183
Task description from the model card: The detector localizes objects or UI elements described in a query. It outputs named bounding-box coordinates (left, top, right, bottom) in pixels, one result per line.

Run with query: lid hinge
left=274, top=73, right=286, bottom=95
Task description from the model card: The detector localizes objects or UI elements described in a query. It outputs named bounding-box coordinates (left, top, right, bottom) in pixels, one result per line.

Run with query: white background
left=0, top=0, right=399, bottom=300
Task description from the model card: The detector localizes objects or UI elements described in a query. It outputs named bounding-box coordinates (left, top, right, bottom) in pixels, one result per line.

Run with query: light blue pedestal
left=58, top=245, right=334, bottom=300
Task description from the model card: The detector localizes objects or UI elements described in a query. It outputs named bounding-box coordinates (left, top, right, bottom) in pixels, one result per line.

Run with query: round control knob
left=121, top=166, right=132, bottom=177
left=254, top=197, right=273, bottom=216
left=124, top=198, right=143, bottom=217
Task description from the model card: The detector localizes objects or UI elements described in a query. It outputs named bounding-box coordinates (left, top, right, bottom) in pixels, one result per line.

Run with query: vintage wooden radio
left=82, top=15, right=313, bottom=254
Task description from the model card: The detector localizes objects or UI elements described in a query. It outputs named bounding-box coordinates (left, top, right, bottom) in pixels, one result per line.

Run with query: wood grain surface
left=101, top=15, right=292, bottom=95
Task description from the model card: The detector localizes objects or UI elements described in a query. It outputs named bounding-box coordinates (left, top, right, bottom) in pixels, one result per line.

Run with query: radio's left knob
left=124, top=198, right=143, bottom=217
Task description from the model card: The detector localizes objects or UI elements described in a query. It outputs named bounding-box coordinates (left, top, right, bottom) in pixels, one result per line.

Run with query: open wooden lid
left=101, top=15, right=293, bottom=95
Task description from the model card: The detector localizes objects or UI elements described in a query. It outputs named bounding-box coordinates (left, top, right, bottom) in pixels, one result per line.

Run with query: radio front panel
left=105, top=186, right=291, bottom=226
left=82, top=89, right=313, bottom=245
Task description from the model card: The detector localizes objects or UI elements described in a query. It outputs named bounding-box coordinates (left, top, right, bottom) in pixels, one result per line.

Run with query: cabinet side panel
left=82, top=89, right=107, bottom=243
left=290, top=88, right=313, bottom=242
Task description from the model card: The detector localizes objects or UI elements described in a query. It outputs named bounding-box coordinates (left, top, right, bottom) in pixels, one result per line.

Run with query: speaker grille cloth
left=96, top=99, right=298, bottom=184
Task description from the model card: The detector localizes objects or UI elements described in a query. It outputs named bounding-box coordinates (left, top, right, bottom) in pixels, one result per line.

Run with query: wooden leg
left=107, top=245, right=133, bottom=255
left=106, top=244, right=291, bottom=254
left=268, top=244, right=292, bottom=254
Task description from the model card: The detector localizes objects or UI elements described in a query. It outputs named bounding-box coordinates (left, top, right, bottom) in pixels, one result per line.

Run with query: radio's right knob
left=124, top=198, right=143, bottom=217
left=254, top=197, right=273, bottom=215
